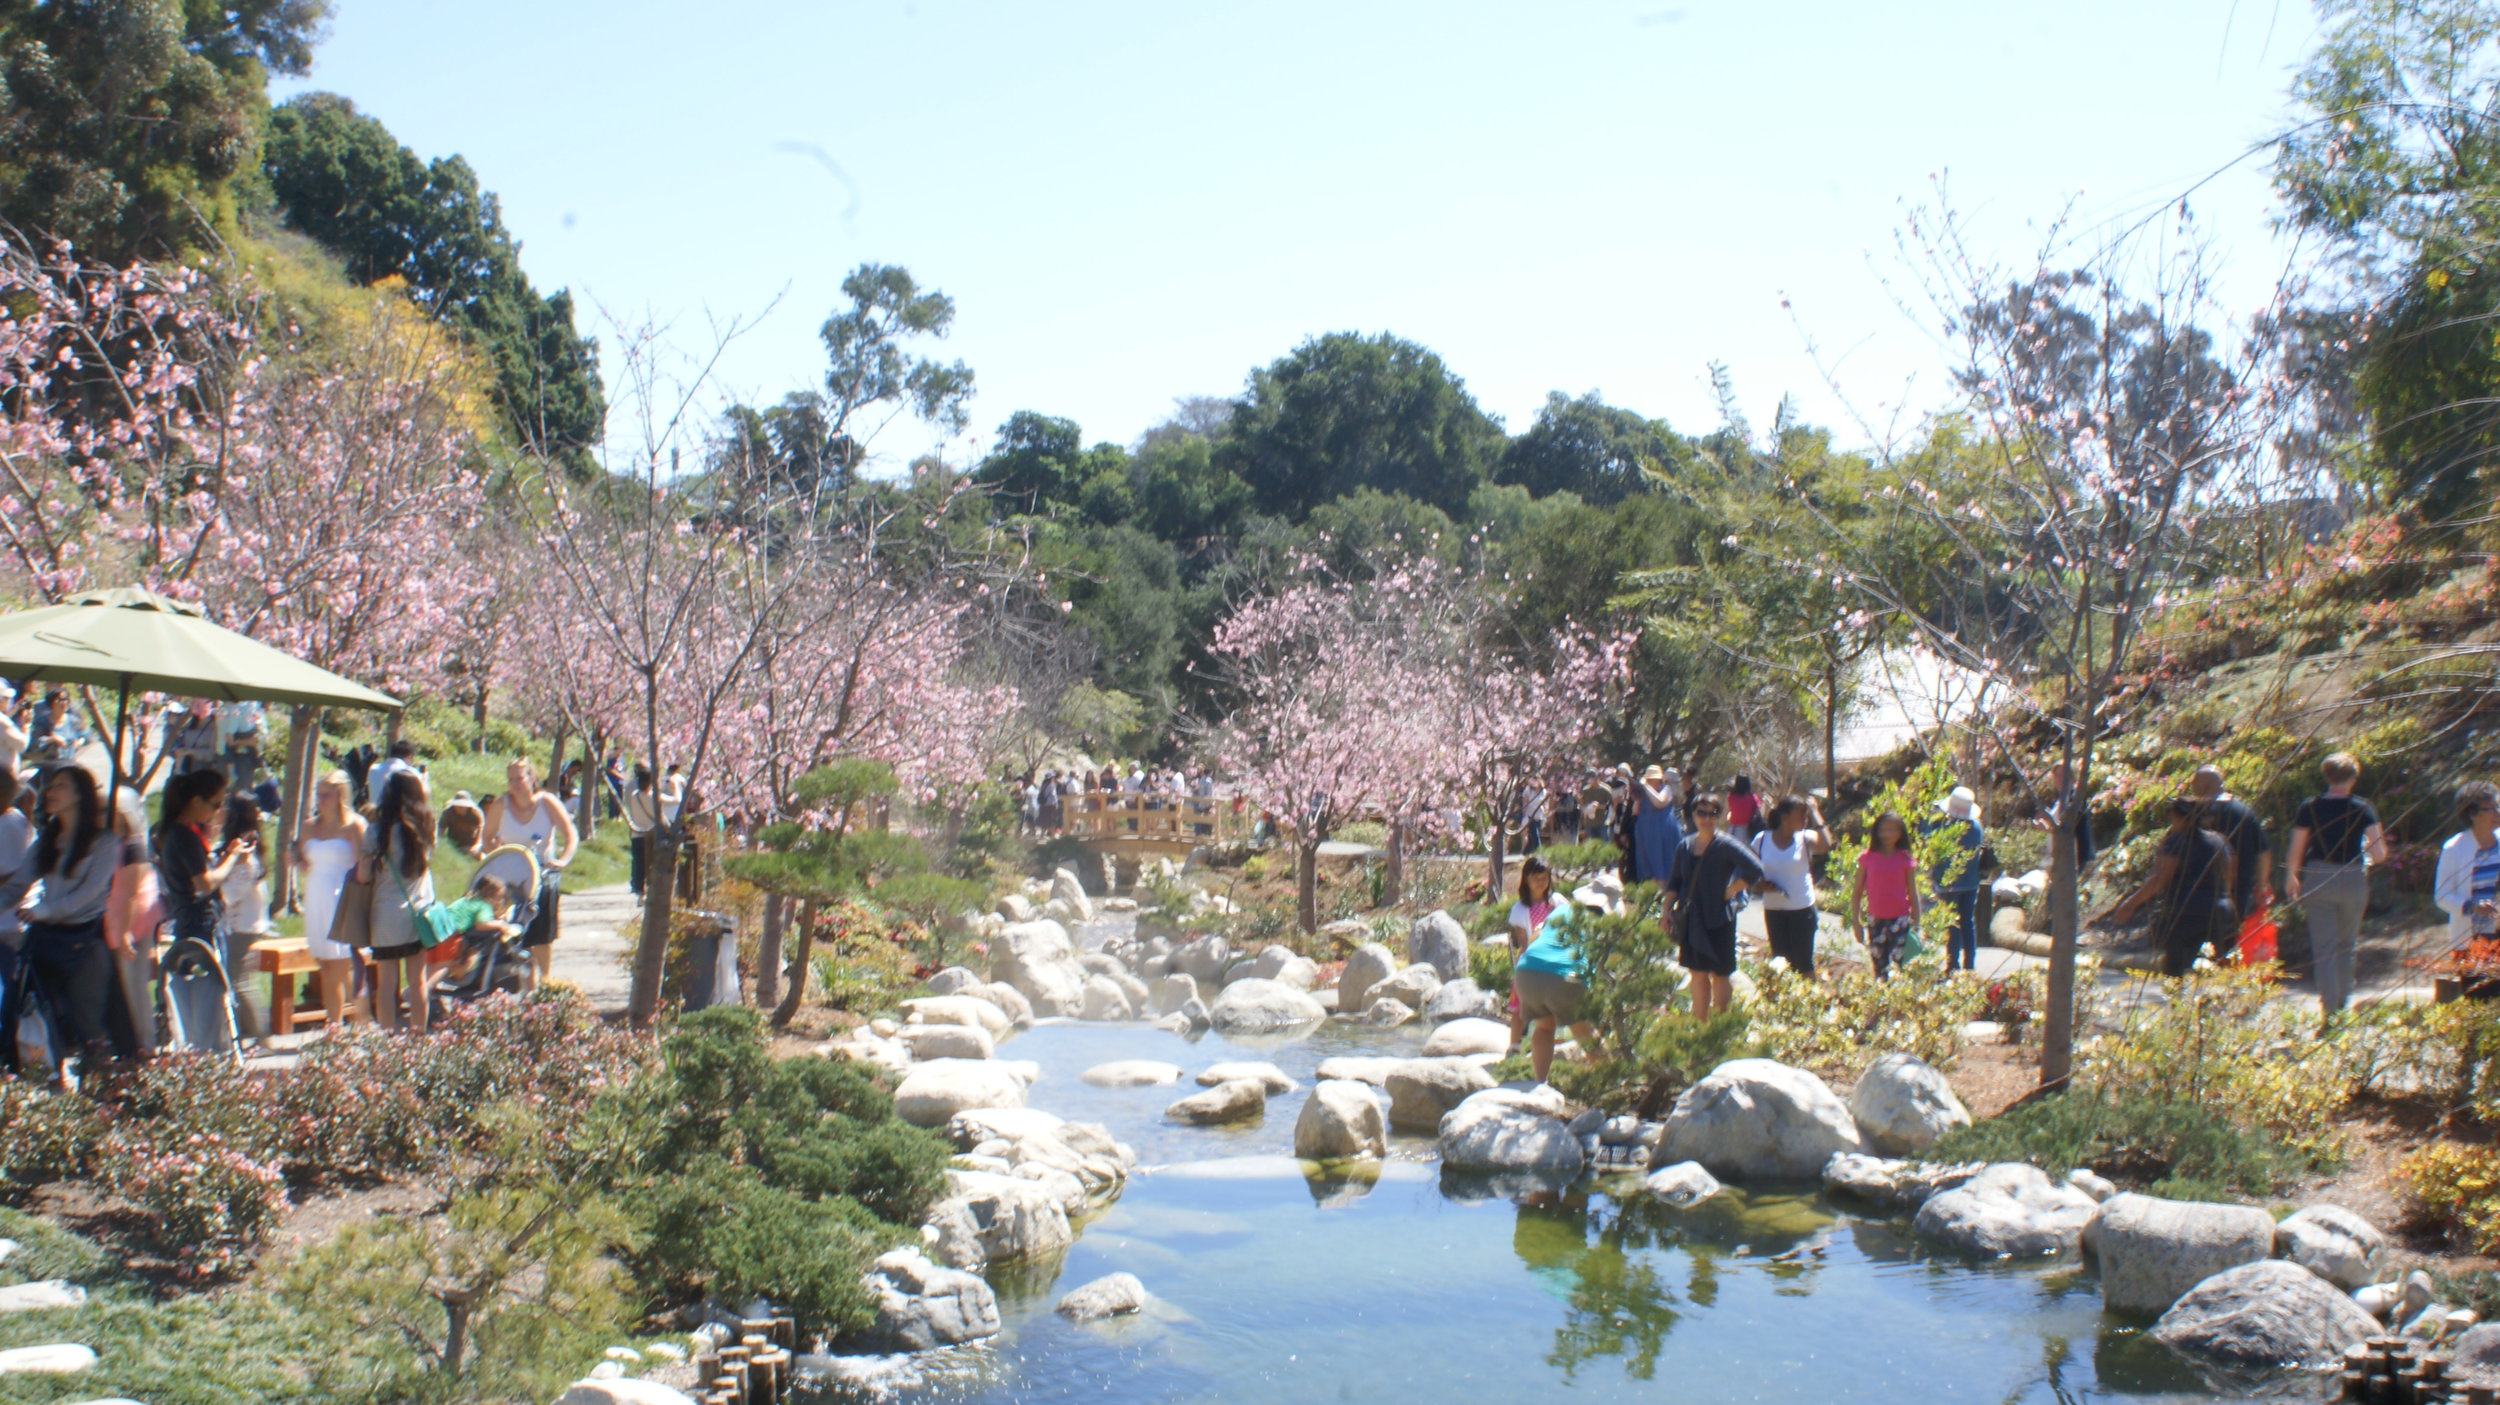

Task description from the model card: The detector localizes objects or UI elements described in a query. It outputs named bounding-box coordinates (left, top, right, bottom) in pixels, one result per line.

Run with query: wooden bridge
left=1062, top=793, right=1245, bottom=880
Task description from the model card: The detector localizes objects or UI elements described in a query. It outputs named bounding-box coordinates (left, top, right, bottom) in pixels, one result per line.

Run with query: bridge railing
left=1062, top=792, right=1243, bottom=846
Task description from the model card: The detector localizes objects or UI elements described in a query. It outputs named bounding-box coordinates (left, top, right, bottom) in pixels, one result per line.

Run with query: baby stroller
left=159, top=920, right=243, bottom=1060
left=428, top=843, right=541, bottom=1012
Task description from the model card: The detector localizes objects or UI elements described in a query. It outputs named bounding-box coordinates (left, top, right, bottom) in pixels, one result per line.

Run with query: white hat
left=1939, top=786, right=1978, bottom=821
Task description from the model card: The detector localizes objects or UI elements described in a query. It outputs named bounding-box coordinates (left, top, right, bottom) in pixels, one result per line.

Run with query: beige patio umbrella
left=0, top=587, right=399, bottom=790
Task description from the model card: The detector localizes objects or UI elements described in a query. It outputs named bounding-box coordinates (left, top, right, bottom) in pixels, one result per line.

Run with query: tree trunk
left=628, top=829, right=680, bottom=1029
left=472, top=685, right=489, bottom=753
left=575, top=729, right=600, bottom=841
left=772, top=900, right=817, bottom=1029
left=385, top=709, right=403, bottom=750
left=755, top=893, right=786, bottom=1011
left=1823, top=655, right=1840, bottom=801
left=2038, top=753, right=2086, bottom=1089
left=1382, top=821, right=1405, bottom=908
left=546, top=726, right=570, bottom=796
left=1486, top=812, right=1508, bottom=907
left=1296, top=843, right=1319, bottom=934
left=271, top=706, right=320, bottom=911
left=440, top=1294, right=472, bottom=1376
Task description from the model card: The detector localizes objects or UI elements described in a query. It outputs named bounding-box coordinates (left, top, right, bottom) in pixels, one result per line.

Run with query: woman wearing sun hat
left=1630, top=764, right=1681, bottom=887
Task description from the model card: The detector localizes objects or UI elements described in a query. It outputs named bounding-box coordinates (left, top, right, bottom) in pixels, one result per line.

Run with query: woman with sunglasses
left=1661, top=792, right=1764, bottom=1020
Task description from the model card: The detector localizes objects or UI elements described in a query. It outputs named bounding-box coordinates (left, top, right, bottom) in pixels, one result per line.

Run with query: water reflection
left=1505, top=1181, right=1839, bottom=1381
left=1301, top=1159, right=1380, bottom=1207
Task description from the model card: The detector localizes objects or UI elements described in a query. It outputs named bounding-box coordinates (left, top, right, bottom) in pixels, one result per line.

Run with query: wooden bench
left=251, top=938, right=335, bottom=1035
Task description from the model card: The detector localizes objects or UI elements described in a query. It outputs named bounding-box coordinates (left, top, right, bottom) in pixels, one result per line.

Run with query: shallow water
left=810, top=1011, right=2312, bottom=1405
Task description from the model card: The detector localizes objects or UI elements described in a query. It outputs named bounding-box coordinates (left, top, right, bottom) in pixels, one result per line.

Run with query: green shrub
left=1931, top=1089, right=2312, bottom=1200
left=634, top=1160, right=900, bottom=1334
left=1470, top=941, right=1514, bottom=997
left=0, top=1080, right=104, bottom=1199
left=1746, top=951, right=1981, bottom=1075
left=2083, top=966, right=2346, bottom=1159
left=95, top=1127, right=288, bottom=1279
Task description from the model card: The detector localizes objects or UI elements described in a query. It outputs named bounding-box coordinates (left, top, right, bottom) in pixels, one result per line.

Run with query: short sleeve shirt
left=2161, top=828, right=2231, bottom=910
left=2294, top=794, right=2379, bottom=866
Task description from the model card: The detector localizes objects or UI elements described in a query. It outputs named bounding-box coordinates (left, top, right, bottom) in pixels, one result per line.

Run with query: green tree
left=1499, top=391, right=1689, bottom=504
left=261, top=93, right=605, bottom=466
left=2277, top=0, right=2500, bottom=522
left=1217, top=331, right=1505, bottom=519
left=0, top=0, right=331, bottom=258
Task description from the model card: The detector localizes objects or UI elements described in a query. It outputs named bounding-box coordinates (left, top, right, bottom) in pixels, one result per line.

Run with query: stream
left=807, top=920, right=2304, bottom=1405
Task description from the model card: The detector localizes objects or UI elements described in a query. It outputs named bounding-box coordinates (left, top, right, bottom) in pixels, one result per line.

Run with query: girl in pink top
left=1848, top=810, right=1923, bottom=978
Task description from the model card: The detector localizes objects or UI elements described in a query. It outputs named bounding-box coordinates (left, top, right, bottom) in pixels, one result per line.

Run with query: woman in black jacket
left=1662, top=792, right=1765, bottom=1021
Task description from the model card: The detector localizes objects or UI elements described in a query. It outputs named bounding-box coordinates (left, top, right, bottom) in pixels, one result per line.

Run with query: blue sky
left=276, top=0, right=2320, bottom=472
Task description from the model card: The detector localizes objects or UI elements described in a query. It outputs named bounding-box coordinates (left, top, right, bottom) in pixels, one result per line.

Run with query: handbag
left=380, top=851, right=458, bottom=949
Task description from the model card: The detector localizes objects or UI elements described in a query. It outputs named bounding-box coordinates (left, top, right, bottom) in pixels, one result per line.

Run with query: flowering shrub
left=2402, top=1143, right=2500, bottom=1254
left=96, top=1127, right=287, bottom=1278
left=0, top=1079, right=105, bottom=1199
left=2082, top=966, right=2347, bottom=1159
left=2336, top=998, right=2500, bottom=1115
left=1747, top=952, right=1982, bottom=1075
left=1980, top=969, right=2042, bottom=1040
left=114, top=1052, right=282, bottom=1163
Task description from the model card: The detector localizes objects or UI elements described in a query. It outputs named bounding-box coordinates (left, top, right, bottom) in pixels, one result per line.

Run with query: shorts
left=1677, top=917, right=1737, bottom=975
left=521, top=877, right=562, bottom=949
left=1513, top=966, right=1585, bottom=1023
left=369, top=942, right=422, bottom=962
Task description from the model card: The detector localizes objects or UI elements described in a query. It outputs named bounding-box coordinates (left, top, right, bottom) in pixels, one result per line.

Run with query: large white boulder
left=1362, top=997, right=1416, bottom=1026
left=1016, top=960, right=1087, bottom=1018
left=899, top=995, right=1011, bottom=1041
left=2275, top=1204, right=2386, bottom=1291
left=1653, top=1059, right=1863, bottom=1179
left=554, top=1382, right=697, bottom=1405
left=944, top=1106, right=1063, bottom=1148
left=1294, top=1079, right=1388, bottom=1160
left=974, top=981, right=1035, bottom=1028
left=1439, top=1092, right=1585, bottom=1174
left=1409, top=910, right=1471, bottom=980
left=897, top=1022, right=995, bottom=1062
left=924, top=966, right=985, bottom=997
left=1050, top=867, right=1095, bottom=922
left=1423, top=1017, right=1512, bottom=1058
left=1195, top=1061, right=1295, bottom=1094
left=894, top=1059, right=1029, bottom=1127
left=1370, top=963, right=1443, bottom=1011
left=1846, top=1053, right=1970, bottom=1155
left=2151, top=1259, right=2383, bottom=1366
left=1078, top=1060, right=1184, bottom=1087
left=1228, top=943, right=1319, bottom=990
left=1385, top=1058, right=1496, bottom=1130
left=1913, top=1163, right=2098, bottom=1257
left=996, top=918, right=1074, bottom=974
left=1153, top=973, right=1198, bottom=1015
left=1421, top=977, right=1501, bottom=1024
left=994, top=893, right=1035, bottom=924
left=1208, top=978, right=1326, bottom=1032
left=936, top=1168, right=1075, bottom=1261
left=1315, top=1055, right=1407, bottom=1086
left=1644, top=1162, right=1724, bottom=1207
left=1166, top=1079, right=1267, bottom=1125
left=1176, top=936, right=1233, bottom=984
left=2083, top=1194, right=2277, bottom=1315
left=856, top=1247, right=1002, bottom=1351
left=1821, top=1152, right=1981, bottom=1212
left=1337, top=942, right=1400, bottom=1013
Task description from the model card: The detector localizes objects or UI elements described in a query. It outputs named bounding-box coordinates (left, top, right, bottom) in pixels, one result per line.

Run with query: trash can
left=679, top=909, right=741, bottom=1011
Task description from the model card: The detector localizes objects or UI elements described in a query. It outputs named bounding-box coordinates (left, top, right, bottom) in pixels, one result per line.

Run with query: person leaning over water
left=1662, top=792, right=1764, bottom=1020
left=1507, top=856, right=1598, bottom=1084
left=2099, top=795, right=2238, bottom=977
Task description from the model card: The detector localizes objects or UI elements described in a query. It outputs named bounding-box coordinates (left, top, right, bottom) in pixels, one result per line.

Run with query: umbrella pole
left=108, top=674, right=130, bottom=797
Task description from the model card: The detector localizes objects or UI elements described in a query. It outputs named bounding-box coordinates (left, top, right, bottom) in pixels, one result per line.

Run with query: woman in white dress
left=292, top=771, right=369, bottom=1029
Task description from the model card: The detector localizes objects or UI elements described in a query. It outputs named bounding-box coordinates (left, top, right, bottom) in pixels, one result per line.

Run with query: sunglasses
left=1693, top=804, right=1724, bottom=817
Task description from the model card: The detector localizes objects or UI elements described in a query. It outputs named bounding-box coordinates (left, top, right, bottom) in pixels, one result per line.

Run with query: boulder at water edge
left=1421, top=977, right=1501, bottom=1024
left=2452, top=1323, right=2500, bottom=1384
left=1645, top=1162, right=1724, bottom=1207
left=1847, top=1053, right=1970, bottom=1155
left=1362, top=997, right=1415, bottom=1026
left=1913, top=1163, right=2098, bottom=1257
left=2084, top=1194, right=2278, bottom=1315
left=899, top=995, right=1011, bottom=1041
left=1295, top=1080, right=1388, bottom=1160
left=921, top=1198, right=987, bottom=1270
left=1409, top=910, right=1471, bottom=980
left=1228, top=944, right=1321, bottom=990
left=554, top=1381, right=698, bottom=1405
left=1056, top=1272, right=1148, bottom=1322
left=894, top=1060, right=1029, bottom=1127
left=1167, top=1079, right=1267, bottom=1125
left=1821, top=1152, right=1981, bottom=1212
left=2151, top=1259, right=2382, bottom=1367
left=994, top=893, right=1034, bottom=924
left=2275, top=1204, right=2386, bottom=1291
left=1050, top=867, right=1095, bottom=923
left=1653, top=1059, right=1862, bottom=1179
left=1154, top=973, right=1198, bottom=1015
left=1439, top=1091, right=1585, bottom=1174
left=897, top=1022, right=994, bottom=1062
left=1177, top=937, right=1233, bottom=984
left=1208, top=978, right=1327, bottom=1032
left=1385, top=1059, right=1497, bottom=1130
left=1196, top=1061, right=1296, bottom=1094
left=1423, top=1017, right=1512, bottom=1058
left=925, top=966, right=985, bottom=997
left=856, top=1247, right=1002, bottom=1351
left=1079, top=975, right=1135, bottom=1022
left=1338, top=942, right=1399, bottom=1012
left=1370, top=963, right=1443, bottom=1011
left=1315, top=1056, right=1406, bottom=1086
left=933, top=1169, right=1075, bottom=1262
left=1080, top=1060, right=1185, bottom=1087
left=975, top=982, right=1035, bottom=1028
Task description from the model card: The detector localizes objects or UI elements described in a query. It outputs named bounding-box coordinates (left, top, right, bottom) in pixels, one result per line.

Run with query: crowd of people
left=1010, top=763, right=1222, bottom=837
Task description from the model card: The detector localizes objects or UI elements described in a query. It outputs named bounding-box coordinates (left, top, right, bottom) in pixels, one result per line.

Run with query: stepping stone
left=0, top=1280, right=84, bottom=1313
left=0, top=1343, right=96, bottom=1374
left=0, top=1239, right=17, bottom=1265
